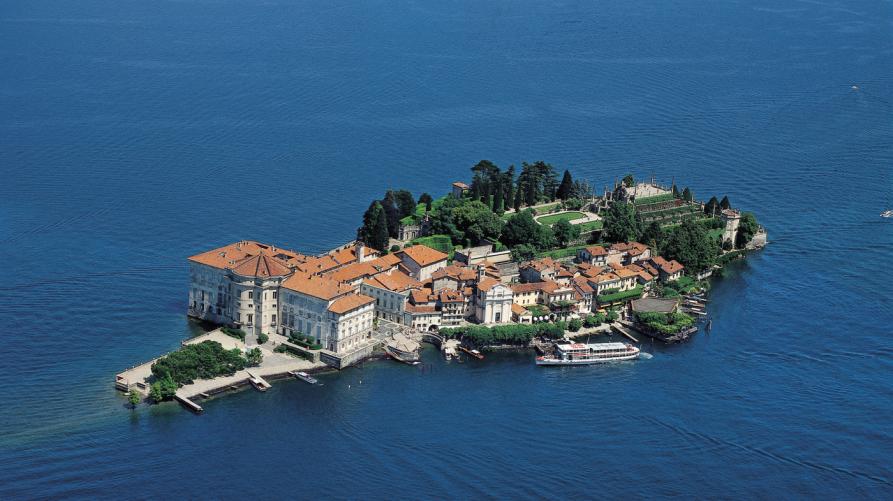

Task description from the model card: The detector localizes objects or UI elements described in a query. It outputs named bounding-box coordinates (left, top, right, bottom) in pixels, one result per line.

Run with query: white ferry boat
left=536, top=342, right=640, bottom=366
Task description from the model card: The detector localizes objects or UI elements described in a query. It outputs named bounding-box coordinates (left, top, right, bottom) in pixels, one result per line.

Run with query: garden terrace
left=633, top=193, right=676, bottom=206
left=411, top=234, right=454, bottom=255
left=597, top=285, right=644, bottom=305
left=635, top=311, right=695, bottom=335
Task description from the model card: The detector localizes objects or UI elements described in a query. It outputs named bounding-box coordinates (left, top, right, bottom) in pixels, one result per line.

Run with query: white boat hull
left=536, top=352, right=640, bottom=365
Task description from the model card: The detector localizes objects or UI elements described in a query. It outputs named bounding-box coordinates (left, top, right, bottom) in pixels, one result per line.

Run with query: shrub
left=606, top=309, right=619, bottom=322
left=150, top=375, right=177, bottom=402
left=568, top=318, right=583, bottom=332
left=246, top=347, right=263, bottom=366
left=390, top=245, right=401, bottom=252
left=151, top=341, right=248, bottom=387
left=257, top=332, right=269, bottom=344
left=636, top=311, right=694, bottom=334
left=221, top=326, right=246, bottom=341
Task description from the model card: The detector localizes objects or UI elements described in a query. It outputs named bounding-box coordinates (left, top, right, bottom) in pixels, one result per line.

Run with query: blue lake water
left=1, top=0, right=892, bottom=498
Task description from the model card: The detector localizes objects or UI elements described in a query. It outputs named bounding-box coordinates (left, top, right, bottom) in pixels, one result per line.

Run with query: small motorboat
left=292, top=371, right=318, bottom=385
left=881, top=210, right=893, bottom=218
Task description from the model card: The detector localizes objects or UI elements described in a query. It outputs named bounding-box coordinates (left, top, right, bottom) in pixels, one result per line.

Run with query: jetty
left=458, top=345, right=484, bottom=359
left=247, top=370, right=271, bottom=392
left=611, top=322, right=640, bottom=343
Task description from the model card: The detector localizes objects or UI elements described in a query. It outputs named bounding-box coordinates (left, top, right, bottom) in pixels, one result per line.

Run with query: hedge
left=597, top=286, right=644, bottom=304
left=441, top=323, right=565, bottom=346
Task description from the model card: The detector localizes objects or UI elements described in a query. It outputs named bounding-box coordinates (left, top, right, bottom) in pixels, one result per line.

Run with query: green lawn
left=411, top=234, right=453, bottom=254
left=577, top=220, right=603, bottom=232
left=634, top=193, right=676, bottom=205
left=536, top=211, right=586, bottom=226
left=597, top=286, right=644, bottom=304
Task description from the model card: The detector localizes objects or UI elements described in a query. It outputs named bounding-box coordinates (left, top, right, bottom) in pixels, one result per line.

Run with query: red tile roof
left=230, top=251, right=292, bottom=278
left=282, top=274, right=354, bottom=300
left=328, top=294, right=375, bottom=314
left=584, top=245, right=608, bottom=256
left=364, top=271, right=422, bottom=293
left=398, top=245, right=449, bottom=267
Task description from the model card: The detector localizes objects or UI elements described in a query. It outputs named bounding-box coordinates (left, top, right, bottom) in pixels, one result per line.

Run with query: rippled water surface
left=1, top=0, right=892, bottom=498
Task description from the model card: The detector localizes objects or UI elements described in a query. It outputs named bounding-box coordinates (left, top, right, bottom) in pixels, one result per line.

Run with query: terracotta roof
left=453, top=181, right=470, bottom=189
left=282, top=274, right=353, bottom=300
left=229, top=251, right=292, bottom=278
left=610, top=241, right=649, bottom=256
left=405, top=303, right=438, bottom=314
left=188, top=241, right=308, bottom=270
left=374, top=253, right=402, bottom=267
left=432, top=265, right=477, bottom=282
left=572, top=276, right=594, bottom=294
left=590, top=272, right=621, bottom=284
left=477, top=277, right=504, bottom=292
left=327, top=261, right=381, bottom=283
left=328, top=294, right=375, bottom=314
left=522, top=257, right=558, bottom=272
left=398, top=245, right=448, bottom=267
left=298, top=255, right=341, bottom=274
left=438, top=289, right=466, bottom=303
left=615, top=268, right=638, bottom=279
left=512, top=304, right=531, bottom=316
left=662, top=260, right=685, bottom=274
left=364, top=271, right=422, bottom=293
left=511, top=280, right=562, bottom=294
left=583, top=245, right=608, bottom=256
left=410, top=289, right=436, bottom=305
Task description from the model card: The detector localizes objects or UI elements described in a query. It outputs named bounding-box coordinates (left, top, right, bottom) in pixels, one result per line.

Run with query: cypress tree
left=381, top=192, right=400, bottom=238
left=556, top=170, right=574, bottom=200
left=682, top=187, right=693, bottom=202
left=360, top=201, right=390, bottom=251
left=493, top=181, right=505, bottom=214
left=672, top=184, right=681, bottom=199
left=720, top=195, right=731, bottom=210
left=705, top=196, right=720, bottom=215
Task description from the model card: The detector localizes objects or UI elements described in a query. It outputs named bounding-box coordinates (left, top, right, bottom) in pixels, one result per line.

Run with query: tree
left=568, top=318, right=583, bottom=332
left=150, top=375, right=177, bottom=403
left=556, top=170, right=574, bottom=200
left=380, top=192, right=401, bottom=238
left=418, top=193, right=433, bottom=212
left=391, top=189, right=416, bottom=219
left=571, top=179, right=593, bottom=201
left=257, top=332, right=269, bottom=344
left=704, top=196, right=720, bottom=216
left=564, top=198, right=583, bottom=211
left=672, top=184, right=681, bottom=199
left=682, top=187, right=693, bottom=202
left=553, top=219, right=581, bottom=247
left=503, top=166, right=515, bottom=210
left=358, top=201, right=390, bottom=251
left=501, top=210, right=554, bottom=250
left=622, top=173, right=635, bottom=187
left=493, top=180, right=505, bottom=214
left=735, top=212, right=759, bottom=249
left=720, top=195, right=731, bottom=210
left=246, top=347, right=263, bottom=366
left=127, top=389, right=141, bottom=409
left=606, top=309, right=619, bottom=322
left=452, top=201, right=504, bottom=244
left=640, top=221, right=664, bottom=250
left=510, top=243, right=537, bottom=262
left=603, top=202, right=642, bottom=243
left=662, top=218, right=719, bottom=272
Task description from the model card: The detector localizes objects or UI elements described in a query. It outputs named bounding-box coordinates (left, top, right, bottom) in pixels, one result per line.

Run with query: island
left=116, top=161, right=766, bottom=411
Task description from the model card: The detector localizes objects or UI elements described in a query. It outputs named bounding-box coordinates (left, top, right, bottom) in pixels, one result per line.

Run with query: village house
left=578, top=245, right=609, bottom=266
left=396, top=245, right=449, bottom=281
left=359, top=269, right=423, bottom=324
left=451, top=181, right=470, bottom=199
left=650, top=256, right=685, bottom=282
left=475, top=276, right=514, bottom=324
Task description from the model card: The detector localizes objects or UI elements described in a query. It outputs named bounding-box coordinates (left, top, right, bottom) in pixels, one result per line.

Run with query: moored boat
left=384, top=333, right=421, bottom=365
left=882, top=209, right=893, bottom=218
left=292, top=371, right=318, bottom=385
left=536, top=342, right=639, bottom=366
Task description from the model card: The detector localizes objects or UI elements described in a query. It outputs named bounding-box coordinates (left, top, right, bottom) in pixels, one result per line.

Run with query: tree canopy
left=391, top=189, right=416, bottom=219
left=662, top=219, right=719, bottom=272
left=358, top=201, right=390, bottom=251
left=501, top=210, right=555, bottom=250
left=452, top=200, right=504, bottom=245
left=735, top=212, right=759, bottom=248
left=556, top=170, right=574, bottom=200
left=720, top=195, right=731, bottom=210
left=602, top=202, right=642, bottom=243
left=552, top=219, right=581, bottom=247
left=682, top=187, right=693, bottom=202
left=622, top=174, right=635, bottom=187
left=418, top=192, right=433, bottom=211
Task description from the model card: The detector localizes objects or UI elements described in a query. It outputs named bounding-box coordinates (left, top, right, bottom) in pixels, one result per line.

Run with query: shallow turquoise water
left=1, top=0, right=892, bottom=498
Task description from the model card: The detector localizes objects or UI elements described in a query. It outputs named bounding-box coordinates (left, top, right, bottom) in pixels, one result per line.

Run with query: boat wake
left=639, top=352, right=654, bottom=360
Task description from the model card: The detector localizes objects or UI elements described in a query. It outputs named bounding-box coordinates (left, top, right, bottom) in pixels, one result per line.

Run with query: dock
left=458, top=345, right=484, bottom=359
left=246, top=370, right=272, bottom=392
left=174, top=393, right=203, bottom=414
left=611, top=322, right=640, bottom=343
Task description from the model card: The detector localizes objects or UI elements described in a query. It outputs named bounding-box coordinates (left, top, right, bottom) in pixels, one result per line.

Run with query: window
left=272, top=314, right=277, bottom=324
left=247, top=313, right=253, bottom=325
left=495, top=312, right=501, bottom=322
left=273, top=291, right=277, bottom=299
